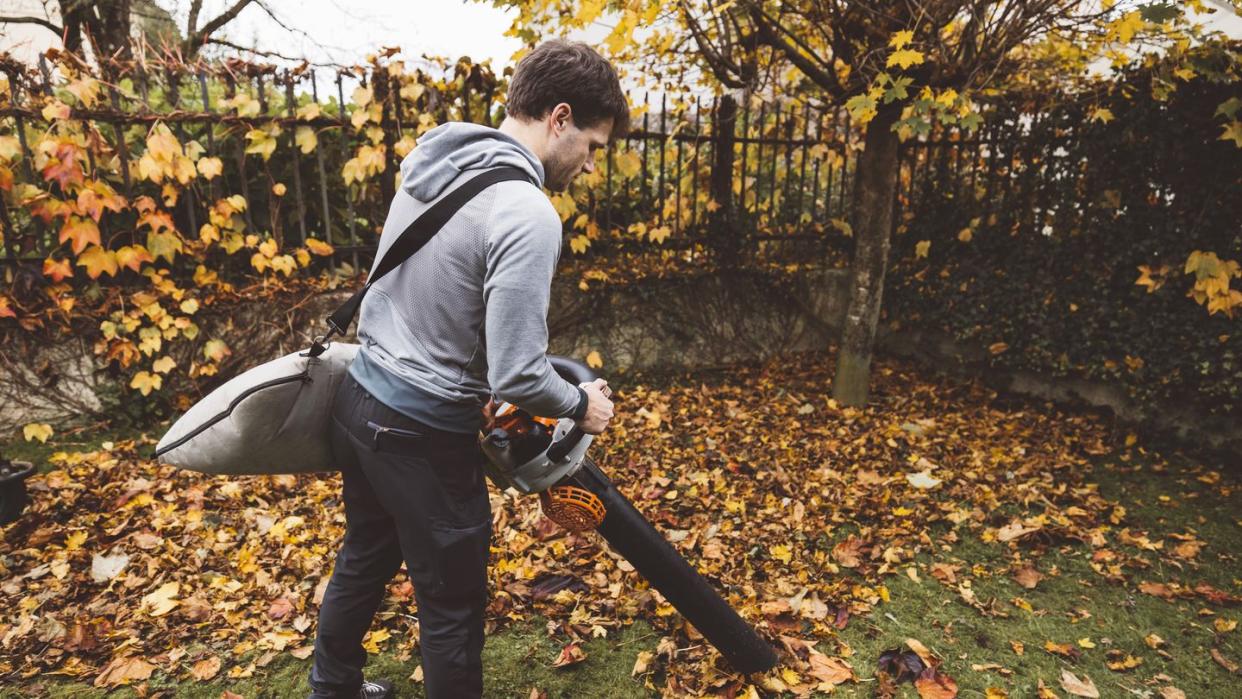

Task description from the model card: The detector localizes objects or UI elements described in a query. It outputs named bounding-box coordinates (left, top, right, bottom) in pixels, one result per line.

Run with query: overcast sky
left=194, top=0, right=531, bottom=69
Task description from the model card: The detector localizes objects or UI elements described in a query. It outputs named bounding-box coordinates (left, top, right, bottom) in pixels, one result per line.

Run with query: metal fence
left=1, top=53, right=1073, bottom=280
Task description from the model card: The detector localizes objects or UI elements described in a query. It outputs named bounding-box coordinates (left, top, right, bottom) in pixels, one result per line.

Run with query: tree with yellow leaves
left=489, top=0, right=1220, bottom=406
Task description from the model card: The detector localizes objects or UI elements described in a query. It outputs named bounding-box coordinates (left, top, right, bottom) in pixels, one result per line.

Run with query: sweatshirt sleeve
left=483, top=183, right=583, bottom=418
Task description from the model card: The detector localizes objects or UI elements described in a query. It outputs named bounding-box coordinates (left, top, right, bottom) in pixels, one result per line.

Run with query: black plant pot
left=0, top=460, right=34, bottom=525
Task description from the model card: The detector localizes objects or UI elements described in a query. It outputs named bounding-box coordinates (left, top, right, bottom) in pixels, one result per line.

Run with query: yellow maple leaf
left=295, top=126, right=318, bottom=154
left=147, top=229, right=183, bottom=264
left=570, top=234, right=591, bottom=254
left=76, top=245, right=119, bottom=278
left=152, top=356, right=176, bottom=374
left=244, top=128, right=278, bottom=161
left=1219, top=120, right=1242, bottom=148
left=141, top=581, right=180, bottom=616
left=41, top=100, right=71, bottom=121
left=586, top=350, right=603, bottom=368
left=203, top=339, right=231, bottom=362
left=130, top=370, right=163, bottom=396
left=886, top=49, right=925, bottom=70
left=297, top=102, right=321, bottom=120
left=770, top=544, right=793, bottom=564
left=305, top=238, right=335, bottom=256
left=1090, top=108, right=1114, bottom=124
left=915, top=240, right=931, bottom=258
left=23, top=422, right=53, bottom=443
left=270, top=254, right=296, bottom=276
left=889, top=30, right=914, bottom=50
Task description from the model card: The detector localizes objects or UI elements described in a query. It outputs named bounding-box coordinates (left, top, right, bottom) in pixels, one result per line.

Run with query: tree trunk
left=831, top=102, right=901, bottom=406
left=708, top=92, right=741, bottom=268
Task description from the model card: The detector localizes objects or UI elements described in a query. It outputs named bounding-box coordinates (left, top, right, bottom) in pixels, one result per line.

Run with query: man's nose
left=582, top=158, right=594, bottom=174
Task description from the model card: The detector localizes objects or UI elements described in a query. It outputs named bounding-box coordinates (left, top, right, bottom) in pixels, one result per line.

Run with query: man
left=307, top=40, right=629, bottom=699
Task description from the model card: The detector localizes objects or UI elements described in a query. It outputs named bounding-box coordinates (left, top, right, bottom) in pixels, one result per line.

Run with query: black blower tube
left=546, top=356, right=778, bottom=674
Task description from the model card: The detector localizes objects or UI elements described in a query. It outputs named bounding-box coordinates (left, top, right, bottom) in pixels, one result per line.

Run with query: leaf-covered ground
left=1, top=348, right=1239, bottom=697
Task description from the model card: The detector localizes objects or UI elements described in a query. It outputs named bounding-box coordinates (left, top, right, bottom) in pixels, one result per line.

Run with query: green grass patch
left=0, top=618, right=660, bottom=698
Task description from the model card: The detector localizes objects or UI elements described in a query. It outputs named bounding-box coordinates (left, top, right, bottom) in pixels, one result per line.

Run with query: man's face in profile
left=544, top=115, right=613, bottom=193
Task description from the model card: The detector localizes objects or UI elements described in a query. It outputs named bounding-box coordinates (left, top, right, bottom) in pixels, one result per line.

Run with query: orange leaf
left=115, top=245, right=154, bottom=273
left=93, top=655, right=155, bottom=688
left=41, top=142, right=84, bottom=189
left=915, top=667, right=959, bottom=699
left=76, top=245, right=119, bottom=278
left=59, top=216, right=101, bottom=255
left=43, top=257, right=74, bottom=282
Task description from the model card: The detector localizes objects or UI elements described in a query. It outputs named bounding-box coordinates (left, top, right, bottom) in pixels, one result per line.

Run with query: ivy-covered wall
left=886, top=43, right=1241, bottom=420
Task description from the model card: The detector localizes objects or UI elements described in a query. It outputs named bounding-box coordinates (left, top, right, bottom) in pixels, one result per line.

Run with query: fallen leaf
left=190, top=656, right=221, bottom=681
left=632, top=650, right=653, bottom=676
left=807, top=652, right=853, bottom=686
left=914, top=666, right=959, bottom=699
left=94, top=655, right=155, bottom=687
left=1059, top=669, right=1100, bottom=698
left=1012, top=563, right=1044, bottom=589
left=1211, top=647, right=1240, bottom=674
left=552, top=642, right=587, bottom=668
left=90, top=552, right=130, bottom=583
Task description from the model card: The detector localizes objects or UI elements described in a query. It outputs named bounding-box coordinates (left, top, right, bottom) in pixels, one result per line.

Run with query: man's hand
left=577, top=378, right=614, bottom=435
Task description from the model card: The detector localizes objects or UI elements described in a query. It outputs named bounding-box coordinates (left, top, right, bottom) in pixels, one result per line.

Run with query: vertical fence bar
left=604, top=131, right=613, bottom=234
left=223, top=74, right=257, bottom=235
left=167, top=68, right=197, bottom=244
left=286, top=77, right=307, bottom=243
left=753, top=101, right=765, bottom=219
left=337, top=72, right=359, bottom=271
left=3, top=69, right=35, bottom=260
left=797, top=101, right=811, bottom=224
left=198, top=71, right=216, bottom=204
left=738, top=96, right=748, bottom=217
left=641, top=93, right=649, bottom=210
left=811, top=106, right=823, bottom=224
left=768, top=106, right=780, bottom=223
left=107, top=86, right=133, bottom=194
left=311, top=72, right=334, bottom=270
left=840, top=110, right=852, bottom=223
left=824, top=107, right=839, bottom=219
left=658, top=92, right=666, bottom=227
left=674, top=98, right=682, bottom=236
left=781, top=104, right=794, bottom=229
left=691, top=96, right=701, bottom=231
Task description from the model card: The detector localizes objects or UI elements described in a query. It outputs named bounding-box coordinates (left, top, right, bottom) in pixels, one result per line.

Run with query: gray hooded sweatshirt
left=349, top=122, right=587, bottom=434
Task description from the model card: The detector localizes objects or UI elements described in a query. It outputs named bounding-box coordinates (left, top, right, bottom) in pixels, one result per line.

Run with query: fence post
left=708, top=92, right=739, bottom=267
left=373, top=62, right=397, bottom=210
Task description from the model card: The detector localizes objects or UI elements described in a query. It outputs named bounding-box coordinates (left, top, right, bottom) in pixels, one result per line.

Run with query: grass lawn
left=2, top=351, right=1239, bottom=697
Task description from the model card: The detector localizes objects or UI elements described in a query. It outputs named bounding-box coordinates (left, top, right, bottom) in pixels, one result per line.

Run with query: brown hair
left=505, top=40, right=630, bottom=140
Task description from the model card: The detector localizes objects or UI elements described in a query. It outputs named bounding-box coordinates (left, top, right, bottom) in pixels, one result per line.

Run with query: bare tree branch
left=183, top=0, right=257, bottom=55
left=0, top=15, right=64, bottom=35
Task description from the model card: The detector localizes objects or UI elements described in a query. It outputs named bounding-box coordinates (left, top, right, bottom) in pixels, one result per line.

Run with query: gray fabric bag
left=154, top=167, right=533, bottom=475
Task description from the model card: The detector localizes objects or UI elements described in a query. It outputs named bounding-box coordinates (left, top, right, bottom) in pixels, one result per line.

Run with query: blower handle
left=544, top=356, right=598, bottom=463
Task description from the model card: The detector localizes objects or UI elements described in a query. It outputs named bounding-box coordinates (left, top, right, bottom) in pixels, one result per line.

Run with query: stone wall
left=3, top=268, right=1238, bottom=463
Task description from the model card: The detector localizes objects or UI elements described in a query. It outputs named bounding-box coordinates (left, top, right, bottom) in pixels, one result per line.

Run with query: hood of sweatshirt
left=399, top=122, right=546, bottom=202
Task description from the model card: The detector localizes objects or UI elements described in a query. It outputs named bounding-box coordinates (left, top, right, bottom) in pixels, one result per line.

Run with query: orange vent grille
left=539, top=485, right=606, bottom=532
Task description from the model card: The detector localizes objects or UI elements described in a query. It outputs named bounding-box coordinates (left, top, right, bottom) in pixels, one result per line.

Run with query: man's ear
left=551, top=102, right=573, bottom=134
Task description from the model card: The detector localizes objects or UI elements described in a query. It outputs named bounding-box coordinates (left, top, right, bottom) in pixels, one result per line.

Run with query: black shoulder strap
left=306, top=166, right=533, bottom=357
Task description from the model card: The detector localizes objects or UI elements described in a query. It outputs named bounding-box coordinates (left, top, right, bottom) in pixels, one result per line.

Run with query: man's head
left=500, top=40, right=630, bottom=192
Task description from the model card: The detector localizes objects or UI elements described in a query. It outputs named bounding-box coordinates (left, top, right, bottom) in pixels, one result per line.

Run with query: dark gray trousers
left=308, top=373, right=491, bottom=698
